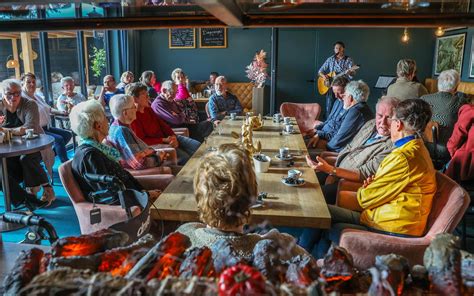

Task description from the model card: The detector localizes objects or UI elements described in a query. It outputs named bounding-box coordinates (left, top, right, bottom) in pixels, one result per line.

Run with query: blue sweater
left=325, top=102, right=373, bottom=152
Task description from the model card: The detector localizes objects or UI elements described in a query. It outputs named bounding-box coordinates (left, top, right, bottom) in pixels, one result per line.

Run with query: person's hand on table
left=12, top=127, right=26, bottom=136
left=307, top=134, right=320, bottom=148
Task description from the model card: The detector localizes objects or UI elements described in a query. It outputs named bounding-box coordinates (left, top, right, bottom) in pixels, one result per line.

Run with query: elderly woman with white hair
left=420, top=69, right=466, bottom=145
left=308, top=80, right=374, bottom=152
left=107, top=94, right=177, bottom=170
left=56, top=76, right=86, bottom=113
left=69, top=100, right=164, bottom=204
left=387, top=58, right=428, bottom=100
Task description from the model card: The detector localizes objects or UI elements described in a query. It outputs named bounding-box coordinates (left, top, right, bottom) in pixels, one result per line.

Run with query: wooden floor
left=152, top=116, right=331, bottom=229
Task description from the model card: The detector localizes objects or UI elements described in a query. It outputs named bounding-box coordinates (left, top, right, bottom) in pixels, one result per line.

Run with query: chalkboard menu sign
left=169, top=28, right=195, bottom=49
left=199, top=28, right=227, bottom=48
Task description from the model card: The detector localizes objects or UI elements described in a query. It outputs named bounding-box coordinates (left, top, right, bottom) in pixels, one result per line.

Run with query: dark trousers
left=6, top=152, right=48, bottom=207
left=44, top=126, right=72, bottom=163
left=176, top=135, right=201, bottom=165
left=317, top=171, right=339, bottom=205
left=7, top=152, right=49, bottom=188
left=325, top=88, right=336, bottom=120
left=184, top=121, right=213, bottom=143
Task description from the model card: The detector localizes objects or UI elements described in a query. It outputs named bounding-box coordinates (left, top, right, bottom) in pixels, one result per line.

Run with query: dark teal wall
left=139, top=28, right=436, bottom=112
left=140, top=28, right=272, bottom=83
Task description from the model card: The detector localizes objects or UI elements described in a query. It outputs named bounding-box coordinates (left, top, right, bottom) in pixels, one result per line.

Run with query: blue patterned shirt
left=208, top=92, right=243, bottom=121
left=318, top=55, right=354, bottom=77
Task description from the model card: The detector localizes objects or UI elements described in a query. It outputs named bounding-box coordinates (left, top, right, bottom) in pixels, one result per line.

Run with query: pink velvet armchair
left=280, top=102, right=322, bottom=135
left=336, top=172, right=470, bottom=269
left=59, top=160, right=174, bottom=234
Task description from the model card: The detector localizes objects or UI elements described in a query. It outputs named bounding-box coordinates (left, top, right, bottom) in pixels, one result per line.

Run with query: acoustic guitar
left=317, top=65, right=360, bottom=95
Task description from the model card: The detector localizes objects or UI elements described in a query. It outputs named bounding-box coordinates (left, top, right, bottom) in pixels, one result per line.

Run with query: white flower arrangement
left=246, top=49, right=268, bottom=88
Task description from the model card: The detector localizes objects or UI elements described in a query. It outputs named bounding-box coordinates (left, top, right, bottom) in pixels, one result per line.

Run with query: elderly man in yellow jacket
left=298, top=99, right=436, bottom=257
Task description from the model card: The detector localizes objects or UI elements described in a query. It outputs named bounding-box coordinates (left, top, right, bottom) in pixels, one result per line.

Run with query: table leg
left=0, top=157, right=27, bottom=233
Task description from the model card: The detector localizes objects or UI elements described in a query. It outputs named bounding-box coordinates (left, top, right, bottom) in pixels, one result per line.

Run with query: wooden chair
left=336, top=172, right=470, bottom=269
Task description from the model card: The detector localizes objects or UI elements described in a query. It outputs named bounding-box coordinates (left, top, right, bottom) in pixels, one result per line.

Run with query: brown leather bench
left=193, top=82, right=253, bottom=112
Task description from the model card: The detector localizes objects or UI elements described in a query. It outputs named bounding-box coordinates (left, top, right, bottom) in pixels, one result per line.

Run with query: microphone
left=84, top=173, right=118, bottom=184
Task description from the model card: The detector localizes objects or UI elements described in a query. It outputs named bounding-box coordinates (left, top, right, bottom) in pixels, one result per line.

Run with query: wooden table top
left=152, top=117, right=331, bottom=229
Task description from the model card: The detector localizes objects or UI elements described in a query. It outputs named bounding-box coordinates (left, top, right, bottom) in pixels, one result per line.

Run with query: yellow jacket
left=357, top=138, right=436, bottom=236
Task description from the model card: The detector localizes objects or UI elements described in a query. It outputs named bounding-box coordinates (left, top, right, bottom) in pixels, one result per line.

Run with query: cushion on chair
left=172, top=127, right=189, bottom=137
left=337, top=172, right=470, bottom=269
left=280, top=102, right=322, bottom=134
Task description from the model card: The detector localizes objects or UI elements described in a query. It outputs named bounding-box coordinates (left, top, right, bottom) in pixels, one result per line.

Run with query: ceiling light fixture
left=5, top=55, right=19, bottom=69
left=401, top=28, right=410, bottom=43
left=435, top=27, right=445, bottom=37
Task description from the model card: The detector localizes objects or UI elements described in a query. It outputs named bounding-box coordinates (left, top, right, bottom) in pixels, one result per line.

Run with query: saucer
left=275, top=154, right=293, bottom=161
left=23, top=134, right=39, bottom=140
left=282, top=130, right=299, bottom=135
left=281, top=177, right=306, bottom=187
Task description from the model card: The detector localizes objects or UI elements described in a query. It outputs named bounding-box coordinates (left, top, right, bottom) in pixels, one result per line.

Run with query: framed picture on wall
left=169, top=28, right=195, bottom=49
left=470, top=37, right=474, bottom=78
left=434, top=33, right=466, bottom=75
left=199, top=28, right=227, bottom=48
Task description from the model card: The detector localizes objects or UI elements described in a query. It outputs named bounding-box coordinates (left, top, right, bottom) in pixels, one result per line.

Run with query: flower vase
left=252, top=86, right=264, bottom=115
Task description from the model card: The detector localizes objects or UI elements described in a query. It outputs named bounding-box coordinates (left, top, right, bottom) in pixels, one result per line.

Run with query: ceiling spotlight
left=435, top=27, right=445, bottom=37
left=401, top=28, right=410, bottom=43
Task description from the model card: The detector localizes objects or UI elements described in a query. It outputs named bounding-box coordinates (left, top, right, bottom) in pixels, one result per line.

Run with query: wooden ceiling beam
left=0, top=13, right=473, bottom=31
left=194, top=0, right=244, bottom=27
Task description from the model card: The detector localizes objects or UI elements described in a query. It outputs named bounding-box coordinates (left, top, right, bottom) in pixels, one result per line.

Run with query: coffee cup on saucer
left=279, top=147, right=290, bottom=159
left=26, top=129, right=34, bottom=138
left=287, top=169, right=302, bottom=180
left=273, top=113, right=282, bottom=123
left=230, top=112, right=237, bottom=120
left=283, top=117, right=291, bottom=125
left=284, top=124, right=294, bottom=133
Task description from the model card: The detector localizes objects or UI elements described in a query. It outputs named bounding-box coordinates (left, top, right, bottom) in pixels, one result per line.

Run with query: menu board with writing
left=169, top=28, right=195, bottom=49
left=199, top=28, right=227, bottom=48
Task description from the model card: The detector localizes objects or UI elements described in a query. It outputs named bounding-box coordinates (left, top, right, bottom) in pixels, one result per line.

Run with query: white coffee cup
left=253, top=154, right=271, bottom=173
left=279, top=147, right=290, bottom=158
left=288, top=169, right=302, bottom=180
left=285, top=124, right=294, bottom=133
left=0, top=132, right=5, bottom=144
left=26, top=129, right=34, bottom=138
left=230, top=112, right=237, bottom=120
left=284, top=117, right=291, bottom=124
left=273, top=113, right=282, bottom=122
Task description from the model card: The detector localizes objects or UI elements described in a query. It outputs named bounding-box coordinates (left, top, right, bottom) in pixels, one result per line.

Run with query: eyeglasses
left=4, top=92, right=21, bottom=99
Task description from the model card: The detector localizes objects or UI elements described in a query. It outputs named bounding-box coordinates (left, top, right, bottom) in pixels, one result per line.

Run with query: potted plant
left=246, top=49, right=268, bottom=115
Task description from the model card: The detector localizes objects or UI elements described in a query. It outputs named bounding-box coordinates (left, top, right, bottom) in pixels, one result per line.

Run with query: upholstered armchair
left=59, top=160, right=174, bottom=234
left=280, top=102, right=322, bottom=135
left=336, top=172, right=470, bottom=269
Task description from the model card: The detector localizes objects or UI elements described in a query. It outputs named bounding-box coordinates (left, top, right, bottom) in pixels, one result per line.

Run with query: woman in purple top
left=152, top=80, right=212, bottom=143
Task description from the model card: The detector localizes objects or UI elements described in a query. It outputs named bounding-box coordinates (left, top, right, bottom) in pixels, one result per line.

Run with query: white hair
left=345, top=80, right=370, bottom=103
left=109, top=94, right=134, bottom=119
left=437, top=69, right=460, bottom=92
left=1, top=79, right=21, bottom=94
left=171, top=68, right=183, bottom=82
left=376, top=96, right=400, bottom=111
left=60, top=76, right=74, bottom=86
left=161, top=80, right=174, bottom=92
left=69, top=100, right=106, bottom=139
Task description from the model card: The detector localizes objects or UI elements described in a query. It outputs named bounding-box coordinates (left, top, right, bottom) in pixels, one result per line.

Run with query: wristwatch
left=329, top=166, right=337, bottom=176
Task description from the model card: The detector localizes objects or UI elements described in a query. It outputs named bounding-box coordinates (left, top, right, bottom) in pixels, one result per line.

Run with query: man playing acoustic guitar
left=318, top=41, right=355, bottom=118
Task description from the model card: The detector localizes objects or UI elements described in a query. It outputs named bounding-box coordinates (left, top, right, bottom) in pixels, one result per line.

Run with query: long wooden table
left=152, top=117, right=331, bottom=229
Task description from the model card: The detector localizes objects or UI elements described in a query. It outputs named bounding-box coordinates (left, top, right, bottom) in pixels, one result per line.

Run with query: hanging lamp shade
left=6, top=58, right=19, bottom=69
